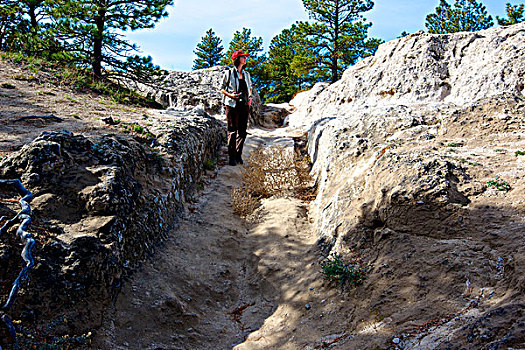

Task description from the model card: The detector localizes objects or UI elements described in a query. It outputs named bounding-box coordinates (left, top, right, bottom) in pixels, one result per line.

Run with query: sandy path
left=94, top=128, right=329, bottom=350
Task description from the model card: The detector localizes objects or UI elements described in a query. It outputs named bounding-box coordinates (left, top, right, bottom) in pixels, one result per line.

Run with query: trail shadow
left=233, top=192, right=525, bottom=349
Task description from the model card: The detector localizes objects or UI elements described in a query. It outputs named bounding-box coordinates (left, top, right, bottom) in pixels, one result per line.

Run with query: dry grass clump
left=231, top=145, right=314, bottom=217
left=231, top=187, right=259, bottom=217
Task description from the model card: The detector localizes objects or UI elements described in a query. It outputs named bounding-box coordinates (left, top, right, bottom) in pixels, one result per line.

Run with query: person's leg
left=226, top=105, right=239, bottom=165
left=236, top=105, right=249, bottom=164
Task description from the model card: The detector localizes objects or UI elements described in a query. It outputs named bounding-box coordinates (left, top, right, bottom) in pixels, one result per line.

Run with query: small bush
left=132, top=124, right=144, bottom=133
left=515, top=150, right=525, bottom=156
left=204, top=159, right=215, bottom=171
left=231, top=187, right=259, bottom=217
left=243, top=145, right=310, bottom=198
left=230, top=145, right=314, bottom=217
left=321, top=253, right=368, bottom=290
left=487, top=177, right=511, bottom=191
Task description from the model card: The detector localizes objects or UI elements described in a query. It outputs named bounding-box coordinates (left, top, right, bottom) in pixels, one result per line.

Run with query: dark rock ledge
left=0, top=113, right=225, bottom=336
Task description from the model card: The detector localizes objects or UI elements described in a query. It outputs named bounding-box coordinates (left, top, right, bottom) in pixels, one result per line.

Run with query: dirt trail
left=94, top=127, right=334, bottom=350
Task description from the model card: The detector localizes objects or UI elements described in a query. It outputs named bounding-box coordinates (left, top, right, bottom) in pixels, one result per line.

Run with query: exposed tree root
left=13, top=114, right=63, bottom=123
left=0, top=179, right=35, bottom=346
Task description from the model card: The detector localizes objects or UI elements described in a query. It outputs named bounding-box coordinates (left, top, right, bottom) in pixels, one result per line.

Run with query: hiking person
left=220, top=50, right=253, bottom=166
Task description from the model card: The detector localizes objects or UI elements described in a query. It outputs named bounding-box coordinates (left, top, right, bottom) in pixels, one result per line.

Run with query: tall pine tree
left=51, top=0, right=173, bottom=78
left=193, top=28, right=224, bottom=70
left=425, top=0, right=494, bottom=34
left=297, top=0, right=382, bottom=83
left=497, top=3, right=524, bottom=25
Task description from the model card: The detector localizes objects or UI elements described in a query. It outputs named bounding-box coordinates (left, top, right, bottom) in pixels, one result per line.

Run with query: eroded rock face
left=0, top=113, right=224, bottom=334
left=287, top=24, right=525, bottom=348
left=128, top=66, right=264, bottom=125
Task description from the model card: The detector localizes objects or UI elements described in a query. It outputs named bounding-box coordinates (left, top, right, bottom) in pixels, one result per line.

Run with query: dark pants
left=225, top=104, right=249, bottom=161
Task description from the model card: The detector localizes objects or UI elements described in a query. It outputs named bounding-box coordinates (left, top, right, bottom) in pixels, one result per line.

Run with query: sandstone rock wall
left=0, top=113, right=225, bottom=333
left=287, top=23, right=525, bottom=348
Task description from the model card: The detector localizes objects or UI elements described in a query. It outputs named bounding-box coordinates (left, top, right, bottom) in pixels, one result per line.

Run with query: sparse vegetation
left=320, top=253, right=368, bottom=291
left=0, top=52, right=161, bottom=108
left=454, top=157, right=482, bottom=166
left=447, top=142, right=463, bottom=147
left=132, top=124, right=144, bottom=134
left=204, top=158, right=216, bottom=171
left=487, top=177, right=511, bottom=191
left=14, top=317, right=92, bottom=349
left=231, top=145, right=314, bottom=217
left=515, top=150, right=525, bottom=156
left=0, top=82, right=15, bottom=89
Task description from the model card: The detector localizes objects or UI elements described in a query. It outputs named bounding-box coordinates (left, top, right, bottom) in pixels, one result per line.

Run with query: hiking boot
left=228, top=158, right=237, bottom=166
left=236, top=156, right=243, bottom=165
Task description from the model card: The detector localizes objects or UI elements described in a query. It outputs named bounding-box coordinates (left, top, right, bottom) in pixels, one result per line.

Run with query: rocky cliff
left=287, top=23, right=525, bottom=348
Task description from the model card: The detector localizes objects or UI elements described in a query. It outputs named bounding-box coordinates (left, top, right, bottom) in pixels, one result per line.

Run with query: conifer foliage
left=425, top=0, right=494, bottom=34
left=0, top=0, right=58, bottom=57
left=0, top=0, right=172, bottom=82
left=497, top=3, right=525, bottom=25
left=263, top=25, right=315, bottom=103
left=51, top=0, right=173, bottom=78
left=193, top=28, right=224, bottom=70
left=297, top=0, right=382, bottom=83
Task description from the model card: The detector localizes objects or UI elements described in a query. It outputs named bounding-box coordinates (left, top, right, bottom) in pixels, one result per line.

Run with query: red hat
left=231, top=50, right=249, bottom=60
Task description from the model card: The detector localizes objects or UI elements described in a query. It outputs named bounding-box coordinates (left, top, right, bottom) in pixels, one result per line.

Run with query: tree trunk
left=93, top=9, right=106, bottom=78
left=331, top=0, right=340, bottom=83
left=28, top=4, right=38, bottom=28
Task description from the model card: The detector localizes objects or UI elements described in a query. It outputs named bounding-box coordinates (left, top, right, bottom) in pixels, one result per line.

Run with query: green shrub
left=321, top=253, right=368, bottom=290
left=204, top=159, right=215, bottom=171
left=132, top=124, right=144, bottom=133
left=487, top=177, right=511, bottom=191
left=447, top=142, right=462, bottom=147
left=515, top=150, right=525, bottom=156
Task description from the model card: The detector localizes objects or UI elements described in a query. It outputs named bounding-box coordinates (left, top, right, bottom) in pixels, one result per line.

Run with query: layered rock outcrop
left=0, top=113, right=224, bottom=336
left=287, top=23, right=525, bottom=348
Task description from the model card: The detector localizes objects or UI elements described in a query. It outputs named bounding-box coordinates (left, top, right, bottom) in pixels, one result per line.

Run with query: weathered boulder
left=286, top=23, right=525, bottom=348
left=260, top=103, right=295, bottom=128
left=0, top=113, right=225, bottom=336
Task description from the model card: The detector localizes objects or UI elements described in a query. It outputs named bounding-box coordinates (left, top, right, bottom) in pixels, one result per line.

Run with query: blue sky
left=124, top=0, right=518, bottom=71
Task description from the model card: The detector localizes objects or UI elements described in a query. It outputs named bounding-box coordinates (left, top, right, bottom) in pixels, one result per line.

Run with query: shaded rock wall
left=287, top=23, right=525, bottom=348
left=0, top=113, right=225, bottom=333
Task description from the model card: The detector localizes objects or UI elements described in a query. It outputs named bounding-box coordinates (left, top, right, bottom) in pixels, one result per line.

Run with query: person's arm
left=247, top=72, right=253, bottom=106
left=221, top=89, right=240, bottom=99
left=220, top=69, right=240, bottom=100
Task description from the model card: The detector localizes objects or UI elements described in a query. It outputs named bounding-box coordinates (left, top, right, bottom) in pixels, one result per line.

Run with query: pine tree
left=221, top=28, right=266, bottom=93
left=497, top=3, right=525, bottom=25
left=193, top=28, right=224, bottom=70
left=263, top=25, right=317, bottom=103
left=297, top=0, right=382, bottom=83
left=0, top=0, right=62, bottom=57
left=221, top=28, right=265, bottom=69
left=425, top=0, right=494, bottom=34
left=51, top=0, right=173, bottom=78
